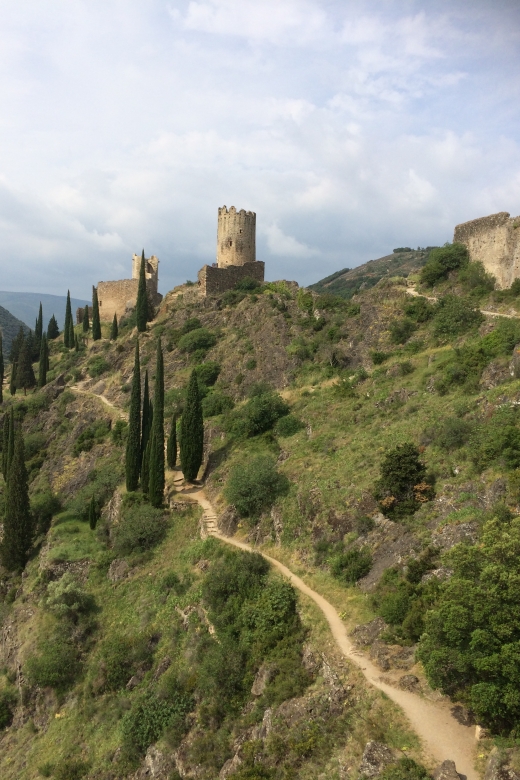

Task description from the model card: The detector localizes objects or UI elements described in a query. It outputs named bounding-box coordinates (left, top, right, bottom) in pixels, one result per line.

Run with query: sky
left=0, top=0, right=519, bottom=298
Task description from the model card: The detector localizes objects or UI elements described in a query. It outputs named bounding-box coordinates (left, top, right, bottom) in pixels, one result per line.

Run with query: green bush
left=112, top=503, right=167, bottom=555
left=235, top=276, right=261, bottom=291
left=370, top=350, right=392, bottom=365
left=274, top=414, right=304, bottom=437
left=0, top=688, right=17, bottom=729
left=182, top=317, right=202, bottom=334
left=378, top=758, right=431, bottom=780
left=121, top=690, right=193, bottom=755
left=427, top=417, right=473, bottom=451
left=31, top=490, right=61, bottom=535
left=72, top=420, right=111, bottom=456
left=44, top=573, right=95, bottom=621
left=224, top=392, right=289, bottom=438
left=194, top=361, right=221, bottom=388
left=24, top=432, right=47, bottom=460
left=374, top=443, right=434, bottom=519
left=432, top=295, right=484, bottom=338
left=458, top=260, right=495, bottom=294
left=329, top=547, right=372, bottom=584
left=178, top=328, right=217, bottom=354
left=471, top=407, right=520, bottom=471
left=53, top=760, right=90, bottom=780
left=111, top=419, right=128, bottom=445
left=96, top=633, right=154, bottom=692
left=420, top=242, right=469, bottom=286
left=202, top=391, right=235, bottom=418
left=25, top=638, right=80, bottom=692
left=389, top=318, right=416, bottom=344
left=403, top=297, right=435, bottom=323
left=224, top=455, right=290, bottom=519
left=88, top=355, right=110, bottom=377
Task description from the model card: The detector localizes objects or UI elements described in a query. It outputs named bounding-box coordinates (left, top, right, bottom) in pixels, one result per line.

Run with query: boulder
left=251, top=664, right=275, bottom=696
left=108, top=559, right=129, bottom=583
left=398, top=674, right=420, bottom=691
left=352, top=617, right=388, bottom=646
left=359, top=741, right=395, bottom=778
left=484, top=748, right=520, bottom=780
left=433, top=760, right=462, bottom=780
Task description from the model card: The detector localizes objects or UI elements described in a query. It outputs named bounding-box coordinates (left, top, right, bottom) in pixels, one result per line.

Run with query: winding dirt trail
left=69, top=384, right=127, bottom=419
left=406, top=284, right=519, bottom=319
left=170, top=470, right=479, bottom=780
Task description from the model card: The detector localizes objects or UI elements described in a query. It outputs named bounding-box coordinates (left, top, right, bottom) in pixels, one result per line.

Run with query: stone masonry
left=96, top=253, right=162, bottom=322
left=198, top=205, right=264, bottom=295
left=454, top=212, right=520, bottom=289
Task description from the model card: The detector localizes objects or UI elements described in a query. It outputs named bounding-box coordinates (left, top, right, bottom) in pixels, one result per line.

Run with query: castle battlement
left=454, top=211, right=520, bottom=289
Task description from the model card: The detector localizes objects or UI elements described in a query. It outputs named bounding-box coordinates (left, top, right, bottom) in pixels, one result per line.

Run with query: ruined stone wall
left=454, top=212, right=520, bottom=289
left=198, top=261, right=265, bottom=296
left=217, top=206, right=256, bottom=268
left=97, top=279, right=139, bottom=322
left=131, top=253, right=160, bottom=296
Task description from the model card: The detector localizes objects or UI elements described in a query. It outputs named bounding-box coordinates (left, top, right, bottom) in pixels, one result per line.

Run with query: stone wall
left=217, top=206, right=256, bottom=268
left=454, top=211, right=520, bottom=289
left=97, top=279, right=139, bottom=322
left=197, top=261, right=265, bottom=296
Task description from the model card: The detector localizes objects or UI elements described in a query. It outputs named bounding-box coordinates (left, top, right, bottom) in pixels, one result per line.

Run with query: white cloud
left=264, top=223, right=319, bottom=259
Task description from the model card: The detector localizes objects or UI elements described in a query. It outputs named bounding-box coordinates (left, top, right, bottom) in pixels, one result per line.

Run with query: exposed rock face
left=480, top=360, right=510, bottom=389
left=484, top=749, right=520, bottom=780
left=218, top=505, right=239, bottom=536
left=107, top=558, right=129, bottom=582
left=134, top=746, right=175, bottom=779
left=432, top=522, right=478, bottom=551
left=398, top=674, right=420, bottom=691
left=359, top=741, right=395, bottom=778
left=352, top=617, right=388, bottom=646
left=433, top=760, right=463, bottom=780
left=251, top=664, right=275, bottom=696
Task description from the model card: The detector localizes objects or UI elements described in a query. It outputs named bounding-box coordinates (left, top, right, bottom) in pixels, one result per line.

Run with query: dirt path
left=406, top=284, right=519, bottom=319
left=170, top=470, right=478, bottom=780
left=70, top=384, right=127, bottom=419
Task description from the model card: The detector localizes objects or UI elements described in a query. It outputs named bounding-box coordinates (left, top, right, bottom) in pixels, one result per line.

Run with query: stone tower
left=132, top=253, right=160, bottom=297
left=217, top=206, right=256, bottom=268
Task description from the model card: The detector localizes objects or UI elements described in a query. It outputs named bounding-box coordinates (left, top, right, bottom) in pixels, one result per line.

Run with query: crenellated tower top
left=217, top=205, right=256, bottom=268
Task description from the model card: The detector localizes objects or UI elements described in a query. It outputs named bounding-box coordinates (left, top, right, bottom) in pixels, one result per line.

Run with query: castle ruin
left=198, top=206, right=265, bottom=296
left=454, top=212, right=520, bottom=289
left=95, top=253, right=162, bottom=322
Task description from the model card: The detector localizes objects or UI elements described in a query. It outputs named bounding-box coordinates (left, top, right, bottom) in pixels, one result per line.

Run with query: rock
left=126, top=674, right=141, bottom=690
left=480, top=360, right=510, bottom=389
left=352, top=617, right=388, bottom=646
left=218, top=505, right=239, bottom=536
left=108, top=559, right=129, bottom=583
left=398, top=674, right=420, bottom=691
left=301, top=644, right=321, bottom=674
left=103, top=489, right=123, bottom=528
left=369, top=641, right=391, bottom=671
left=450, top=704, right=474, bottom=726
left=433, top=760, right=462, bottom=780
left=252, top=707, right=273, bottom=740
left=134, top=746, right=175, bottom=779
left=391, top=645, right=416, bottom=670
left=476, top=725, right=491, bottom=741
left=196, top=559, right=210, bottom=571
left=251, top=664, right=275, bottom=696
left=422, top=567, right=454, bottom=584
left=219, top=754, right=243, bottom=779
left=484, top=748, right=520, bottom=780
left=153, top=656, right=171, bottom=681
left=510, top=346, right=520, bottom=379
left=432, top=522, right=478, bottom=551
left=359, top=741, right=395, bottom=777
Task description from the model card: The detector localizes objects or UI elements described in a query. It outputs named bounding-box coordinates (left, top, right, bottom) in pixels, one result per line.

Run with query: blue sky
left=0, top=0, right=519, bottom=298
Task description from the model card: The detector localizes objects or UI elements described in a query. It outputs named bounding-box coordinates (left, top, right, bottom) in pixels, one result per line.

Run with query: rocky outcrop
left=484, top=749, right=520, bottom=780
left=433, top=760, right=463, bottom=780
left=359, top=741, right=395, bottom=777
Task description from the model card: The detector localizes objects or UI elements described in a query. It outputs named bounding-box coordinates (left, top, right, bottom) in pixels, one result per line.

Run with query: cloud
left=264, top=223, right=320, bottom=259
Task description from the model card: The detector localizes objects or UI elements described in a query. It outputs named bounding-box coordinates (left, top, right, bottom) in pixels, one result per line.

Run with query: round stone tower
left=217, top=206, right=256, bottom=268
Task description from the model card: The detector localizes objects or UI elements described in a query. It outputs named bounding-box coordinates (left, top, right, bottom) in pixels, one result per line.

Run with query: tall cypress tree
left=92, top=286, right=101, bottom=341
left=35, top=302, right=43, bottom=351
left=47, top=314, right=60, bottom=340
left=64, top=290, right=73, bottom=348
left=149, top=339, right=165, bottom=507
left=141, top=431, right=152, bottom=496
left=2, top=413, right=9, bottom=478
left=166, top=414, right=177, bottom=469
left=125, top=340, right=141, bottom=491
left=38, top=335, right=48, bottom=388
left=0, top=333, right=4, bottom=405
left=9, top=363, right=17, bottom=396
left=88, top=496, right=98, bottom=530
left=1, top=429, right=33, bottom=571
left=136, top=250, right=148, bottom=333
left=180, top=370, right=204, bottom=483
left=141, top=370, right=150, bottom=469
left=6, top=408, right=14, bottom=477
left=83, top=304, right=90, bottom=333
left=110, top=313, right=118, bottom=340
left=16, top=335, right=36, bottom=395
left=9, top=326, right=25, bottom=364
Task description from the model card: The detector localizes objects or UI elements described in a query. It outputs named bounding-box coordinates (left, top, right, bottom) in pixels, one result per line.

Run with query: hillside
left=309, top=248, right=433, bottom=298
left=0, top=292, right=89, bottom=331
left=0, top=304, right=29, bottom=356
left=1, top=257, right=520, bottom=779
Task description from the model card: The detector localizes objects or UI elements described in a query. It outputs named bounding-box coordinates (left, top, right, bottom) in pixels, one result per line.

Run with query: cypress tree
left=75, top=333, right=80, bottom=352
left=92, top=286, right=101, bottom=341
left=1, top=429, right=33, bottom=571
left=6, top=408, right=14, bottom=476
left=136, top=250, right=148, bottom=333
left=47, top=314, right=60, bottom=340
left=2, top=413, right=9, bottom=478
left=0, top=333, right=4, bottom=405
left=141, top=432, right=151, bottom=496
left=16, top=335, right=36, bottom=395
left=35, top=302, right=43, bottom=353
left=125, top=340, right=141, bottom=491
left=9, top=326, right=25, bottom=364
left=88, top=496, right=98, bottom=530
left=110, top=313, right=118, bottom=340
left=149, top=339, right=165, bottom=507
left=38, top=335, right=48, bottom=388
left=141, top=370, right=150, bottom=468
left=9, top=362, right=17, bottom=396
left=166, top=414, right=177, bottom=469
left=83, top=304, right=90, bottom=333
left=180, top=370, right=204, bottom=483
left=64, top=290, right=73, bottom=348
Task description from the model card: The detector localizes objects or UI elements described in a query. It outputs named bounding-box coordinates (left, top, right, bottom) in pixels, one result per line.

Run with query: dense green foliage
left=25, top=637, right=79, bottom=692
left=178, top=327, right=217, bottom=354
left=420, top=242, right=469, bottom=286
left=125, top=341, right=141, bottom=491
left=82, top=303, right=90, bottom=332
left=432, top=295, right=484, bottom=338
left=224, top=455, right=289, bottom=519
left=64, top=290, right=74, bottom=348
left=329, top=547, right=373, bottom=584
left=111, top=502, right=167, bottom=555
left=47, top=314, right=59, bottom=340
left=91, top=286, right=101, bottom=341
left=1, top=430, right=33, bottom=570
left=375, top=443, right=433, bottom=519
left=224, top=391, right=289, bottom=438
left=149, top=339, right=165, bottom=507
left=136, top=251, right=149, bottom=332
left=166, top=414, right=177, bottom=469
left=110, top=312, right=118, bottom=340
left=180, top=370, right=204, bottom=483
left=202, top=390, right=234, bottom=417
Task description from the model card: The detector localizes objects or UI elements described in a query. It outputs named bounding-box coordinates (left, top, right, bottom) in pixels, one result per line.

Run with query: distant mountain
left=0, top=291, right=89, bottom=332
left=0, top=305, right=30, bottom=358
left=309, top=248, right=436, bottom=299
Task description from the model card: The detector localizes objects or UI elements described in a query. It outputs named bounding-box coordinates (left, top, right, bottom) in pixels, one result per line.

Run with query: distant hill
left=0, top=291, right=89, bottom=331
left=309, top=247, right=436, bottom=298
left=0, top=305, right=30, bottom=358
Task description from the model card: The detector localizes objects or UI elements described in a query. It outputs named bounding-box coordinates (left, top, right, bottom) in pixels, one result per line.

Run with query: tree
left=166, top=414, right=177, bottom=469
left=141, top=370, right=151, bottom=469
left=0, top=333, right=4, bottom=405
left=125, top=340, right=141, bottom=491
left=180, top=370, right=204, bottom=483
left=9, top=326, right=25, bottom=364
left=88, top=496, right=98, bottom=530
left=141, top=432, right=151, bottom=496
left=16, top=334, right=36, bottom=395
left=2, top=413, right=9, bottom=478
left=149, top=339, right=165, bottom=507
left=38, top=335, right=48, bottom=388
left=82, top=304, right=90, bottom=333
left=34, top=302, right=43, bottom=356
left=64, top=290, right=74, bottom=348
left=47, top=314, right=60, bottom=340
left=5, top=408, right=14, bottom=478
left=420, top=243, right=470, bottom=287
left=91, top=286, right=101, bottom=341
left=1, top=429, right=33, bottom=571
left=136, top=250, right=149, bottom=333
left=9, top=363, right=16, bottom=396
left=110, top=313, right=118, bottom=340
left=374, top=443, right=433, bottom=519
left=224, top=455, right=289, bottom=519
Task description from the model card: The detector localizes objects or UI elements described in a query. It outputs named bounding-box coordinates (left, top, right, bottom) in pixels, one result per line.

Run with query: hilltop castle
left=94, top=253, right=163, bottom=323
left=198, top=206, right=265, bottom=296
left=454, top=211, right=520, bottom=289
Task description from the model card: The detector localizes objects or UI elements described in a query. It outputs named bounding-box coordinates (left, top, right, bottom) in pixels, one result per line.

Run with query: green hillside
left=0, top=292, right=89, bottom=331
left=0, top=304, right=29, bottom=357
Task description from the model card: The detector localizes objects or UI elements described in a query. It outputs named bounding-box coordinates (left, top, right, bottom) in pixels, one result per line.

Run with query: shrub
left=329, top=547, right=372, bottom=584
left=389, top=318, right=416, bottom=344
left=121, top=690, right=193, bottom=755
left=178, top=328, right=217, bottom=354
left=458, top=260, right=495, bottom=294
left=471, top=407, right=520, bottom=471
left=355, top=515, right=375, bottom=535
left=370, top=350, right=392, bottom=365
left=0, top=688, right=17, bottom=729
left=202, top=391, right=235, bottom=418
left=403, top=296, right=435, bottom=323
left=235, top=276, right=261, bottom=291
left=374, top=443, right=433, bottom=518
left=182, top=317, right=202, bottom=334
left=274, top=415, right=304, bottom=437
left=224, top=455, right=290, bottom=518
left=112, top=503, right=167, bottom=555
left=96, top=633, right=155, bottom=692
left=31, top=490, right=61, bottom=535
left=72, top=420, right=111, bottom=456
left=420, top=242, right=469, bottom=286
left=44, top=573, right=95, bottom=621
left=432, top=295, right=484, bottom=338
left=245, top=358, right=257, bottom=370
left=428, top=417, right=473, bottom=451
left=379, top=758, right=431, bottom=780
left=111, top=419, right=128, bottom=445
left=24, top=432, right=47, bottom=460
left=88, top=355, right=110, bottom=377
left=194, top=361, right=220, bottom=388
left=224, top=392, right=289, bottom=438
left=25, top=638, right=80, bottom=691
left=52, top=760, right=91, bottom=780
